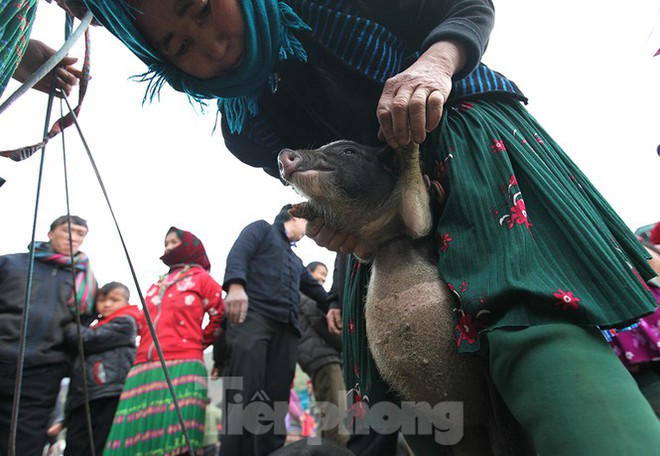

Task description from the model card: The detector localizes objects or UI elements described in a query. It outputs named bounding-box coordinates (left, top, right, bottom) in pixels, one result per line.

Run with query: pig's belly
left=365, top=280, right=488, bottom=423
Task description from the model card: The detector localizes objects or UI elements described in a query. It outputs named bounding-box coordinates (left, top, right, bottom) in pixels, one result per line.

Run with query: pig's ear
left=376, top=145, right=398, bottom=172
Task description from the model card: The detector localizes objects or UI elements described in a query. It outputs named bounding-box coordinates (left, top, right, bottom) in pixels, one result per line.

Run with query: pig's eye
left=341, top=147, right=357, bottom=155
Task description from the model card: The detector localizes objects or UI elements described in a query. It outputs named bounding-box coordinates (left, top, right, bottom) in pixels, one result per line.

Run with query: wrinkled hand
left=306, top=217, right=374, bottom=260
left=13, top=39, right=81, bottom=97
left=376, top=41, right=465, bottom=148
left=225, top=284, right=248, bottom=324
left=327, top=308, right=343, bottom=334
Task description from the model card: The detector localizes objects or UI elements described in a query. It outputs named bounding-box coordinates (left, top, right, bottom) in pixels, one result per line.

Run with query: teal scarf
left=83, top=0, right=310, bottom=133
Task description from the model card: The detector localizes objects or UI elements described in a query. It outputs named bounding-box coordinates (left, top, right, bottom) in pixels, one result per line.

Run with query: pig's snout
left=278, top=149, right=301, bottom=181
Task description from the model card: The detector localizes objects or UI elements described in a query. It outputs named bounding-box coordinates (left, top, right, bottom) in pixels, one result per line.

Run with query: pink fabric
left=608, top=287, right=660, bottom=370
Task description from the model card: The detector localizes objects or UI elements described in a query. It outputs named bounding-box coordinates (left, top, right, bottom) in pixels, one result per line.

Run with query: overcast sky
left=1, top=1, right=659, bottom=302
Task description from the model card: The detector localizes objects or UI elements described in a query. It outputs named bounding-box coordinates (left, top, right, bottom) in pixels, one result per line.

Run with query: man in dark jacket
left=63, top=281, right=138, bottom=456
left=0, top=215, right=96, bottom=456
left=218, top=204, right=330, bottom=456
left=297, top=260, right=348, bottom=446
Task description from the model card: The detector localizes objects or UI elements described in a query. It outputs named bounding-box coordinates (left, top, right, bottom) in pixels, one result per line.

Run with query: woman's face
left=164, top=232, right=182, bottom=254
left=134, top=0, right=246, bottom=79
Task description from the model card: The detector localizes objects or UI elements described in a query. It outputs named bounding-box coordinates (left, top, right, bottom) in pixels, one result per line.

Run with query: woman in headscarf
left=104, top=227, right=224, bottom=455
left=81, top=1, right=660, bottom=454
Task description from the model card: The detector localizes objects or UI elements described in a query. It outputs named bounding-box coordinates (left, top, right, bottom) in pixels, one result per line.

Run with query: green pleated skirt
left=104, top=359, right=207, bottom=456
left=342, top=99, right=658, bottom=403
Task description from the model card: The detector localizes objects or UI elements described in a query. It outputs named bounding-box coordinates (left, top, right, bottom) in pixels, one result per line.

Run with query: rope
left=0, top=11, right=93, bottom=116
left=58, top=96, right=97, bottom=456
left=1, top=18, right=93, bottom=162
left=8, top=82, right=57, bottom=456
left=60, top=92, right=197, bottom=456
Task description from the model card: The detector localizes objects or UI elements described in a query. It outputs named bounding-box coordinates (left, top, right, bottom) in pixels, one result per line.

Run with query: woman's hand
left=13, top=39, right=82, bottom=97
left=225, top=283, right=248, bottom=324
left=326, top=308, right=342, bottom=335
left=376, top=40, right=466, bottom=148
left=306, top=217, right=374, bottom=260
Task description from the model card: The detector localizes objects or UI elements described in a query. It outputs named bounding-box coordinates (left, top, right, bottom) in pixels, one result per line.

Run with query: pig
left=277, top=141, right=533, bottom=455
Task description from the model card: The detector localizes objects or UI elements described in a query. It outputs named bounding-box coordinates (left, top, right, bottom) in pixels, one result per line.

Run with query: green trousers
left=487, top=324, right=660, bottom=455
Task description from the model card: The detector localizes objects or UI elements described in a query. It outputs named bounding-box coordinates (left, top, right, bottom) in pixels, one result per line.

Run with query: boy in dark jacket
left=297, top=261, right=348, bottom=446
left=63, top=282, right=139, bottom=456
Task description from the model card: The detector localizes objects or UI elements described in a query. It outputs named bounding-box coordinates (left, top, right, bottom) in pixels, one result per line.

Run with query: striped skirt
left=342, top=98, right=658, bottom=402
left=104, top=359, right=208, bottom=456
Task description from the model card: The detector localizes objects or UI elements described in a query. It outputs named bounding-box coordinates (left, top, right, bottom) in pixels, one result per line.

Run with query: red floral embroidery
left=553, top=289, right=581, bottom=310
left=459, top=281, right=469, bottom=292
left=348, top=401, right=368, bottom=422
left=534, top=133, right=544, bottom=144
left=348, top=319, right=356, bottom=334
left=350, top=261, right=361, bottom=277
left=490, top=139, right=506, bottom=153
left=508, top=199, right=532, bottom=229
left=509, top=175, right=518, bottom=187
left=439, top=233, right=453, bottom=252
left=353, top=364, right=359, bottom=377
left=631, top=267, right=651, bottom=291
left=435, top=160, right=448, bottom=178
left=459, top=101, right=474, bottom=110
left=455, top=313, right=482, bottom=346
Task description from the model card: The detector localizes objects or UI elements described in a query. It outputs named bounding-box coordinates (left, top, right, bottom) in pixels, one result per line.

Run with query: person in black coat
left=0, top=215, right=95, bottom=456
left=217, top=204, right=330, bottom=456
left=63, top=282, right=139, bottom=456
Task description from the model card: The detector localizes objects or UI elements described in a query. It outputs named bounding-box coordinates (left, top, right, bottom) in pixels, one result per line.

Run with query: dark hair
left=98, top=282, right=130, bottom=301
left=306, top=261, right=327, bottom=273
left=50, top=215, right=88, bottom=232
left=274, top=204, right=294, bottom=225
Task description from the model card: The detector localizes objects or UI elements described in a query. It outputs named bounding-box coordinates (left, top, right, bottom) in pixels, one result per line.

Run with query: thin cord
left=8, top=84, right=57, bottom=456
left=60, top=92, right=197, bottom=455
left=59, top=96, right=97, bottom=456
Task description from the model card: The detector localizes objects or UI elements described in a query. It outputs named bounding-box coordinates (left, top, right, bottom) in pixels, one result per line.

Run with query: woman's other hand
left=225, top=283, right=249, bottom=324
left=13, top=39, right=82, bottom=97
left=326, top=308, right=342, bottom=335
left=306, top=217, right=374, bottom=260
left=376, top=40, right=466, bottom=148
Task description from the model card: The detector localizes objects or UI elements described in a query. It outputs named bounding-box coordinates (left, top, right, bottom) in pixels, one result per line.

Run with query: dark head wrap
left=160, top=227, right=211, bottom=271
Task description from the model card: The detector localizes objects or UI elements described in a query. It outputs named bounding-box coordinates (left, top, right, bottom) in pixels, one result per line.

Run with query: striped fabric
left=288, top=0, right=525, bottom=101
left=451, top=63, right=526, bottom=103
left=104, top=360, right=208, bottom=456
left=0, top=0, right=38, bottom=97
left=32, top=241, right=97, bottom=315
left=236, top=0, right=526, bottom=166
left=289, top=0, right=409, bottom=83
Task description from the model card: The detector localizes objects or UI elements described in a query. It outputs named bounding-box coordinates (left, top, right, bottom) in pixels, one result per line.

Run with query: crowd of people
left=0, top=209, right=345, bottom=456
left=2, top=0, right=660, bottom=455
